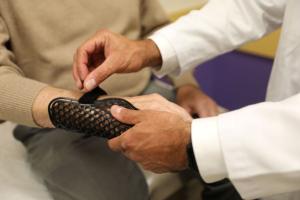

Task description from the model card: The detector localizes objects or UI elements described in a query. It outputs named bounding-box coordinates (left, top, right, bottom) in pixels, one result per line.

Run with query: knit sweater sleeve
left=0, top=16, right=47, bottom=127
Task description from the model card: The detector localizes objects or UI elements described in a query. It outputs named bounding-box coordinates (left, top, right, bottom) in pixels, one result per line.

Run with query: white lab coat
left=150, top=0, right=300, bottom=199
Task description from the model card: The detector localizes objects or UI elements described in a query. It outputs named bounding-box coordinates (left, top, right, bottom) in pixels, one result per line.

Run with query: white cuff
left=191, top=117, right=227, bottom=183
left=149, top=33, right=180, bottom=77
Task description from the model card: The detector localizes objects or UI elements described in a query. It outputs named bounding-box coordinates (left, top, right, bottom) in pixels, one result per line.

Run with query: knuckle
left=121, top=140, right=129, bottom=151
left=121, top=134, right=134, bottom=150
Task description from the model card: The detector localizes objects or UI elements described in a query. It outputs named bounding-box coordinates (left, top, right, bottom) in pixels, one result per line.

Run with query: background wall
left=159, top=0, right=206, bottom=15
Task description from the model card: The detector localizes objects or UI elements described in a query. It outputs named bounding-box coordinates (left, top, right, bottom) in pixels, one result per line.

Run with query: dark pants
left=202, top=179, right=243, bottom=200
left=14, top=126, right=148, bottom=200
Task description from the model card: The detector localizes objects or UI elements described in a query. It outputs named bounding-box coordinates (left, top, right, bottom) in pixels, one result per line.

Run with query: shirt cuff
left=149, top=33, right=180, bottom=77
left=191, top=117, right=227, bottom=183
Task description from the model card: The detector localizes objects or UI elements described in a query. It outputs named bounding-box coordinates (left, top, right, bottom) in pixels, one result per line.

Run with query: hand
left=73, top=29, right=162, bottom=91
left=176, top=85, right=219, bottom=118
left=124, top=93, right=192, bottom=122
left=108, top=105, right=191, bottom=173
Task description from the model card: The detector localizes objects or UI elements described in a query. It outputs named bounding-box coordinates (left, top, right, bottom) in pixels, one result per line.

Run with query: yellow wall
left=239, top=30, right=280, bottom=59
left=168, top=6, right=280, bottom=59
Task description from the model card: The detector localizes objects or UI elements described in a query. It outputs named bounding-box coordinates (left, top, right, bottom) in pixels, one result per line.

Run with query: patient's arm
left=33, top=86, right=83, bottom=128
left=34, top=86, right=138, bottom=139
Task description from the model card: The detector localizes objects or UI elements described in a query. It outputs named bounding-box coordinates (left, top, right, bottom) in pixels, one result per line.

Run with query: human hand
left=108, top=106, right=191, bottom=173
left=73, top=30, right=162, bottom=91
left=176, top=85, right=219, bottom=118
left=124, top=93, right=192, bottom=122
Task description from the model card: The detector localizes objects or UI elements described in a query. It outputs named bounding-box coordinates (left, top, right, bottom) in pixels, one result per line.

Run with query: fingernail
left=111, top=105, right=123, bottom=115
left=85, top=79, right=96, bottom=91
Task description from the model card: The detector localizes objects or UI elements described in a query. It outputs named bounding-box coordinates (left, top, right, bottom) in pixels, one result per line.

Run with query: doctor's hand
left=176, top=85, right=219, bottom=118
left=125, top=93, right=192, bottom=122
left=73, top=30, right=162, bottom=91
left=108, top=106, right=191, bottom=173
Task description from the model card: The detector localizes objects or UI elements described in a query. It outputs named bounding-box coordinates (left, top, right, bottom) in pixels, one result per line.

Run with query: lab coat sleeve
left=193, top=93, right=300, bottom=199
left=150, top=0, right=286, bottom=76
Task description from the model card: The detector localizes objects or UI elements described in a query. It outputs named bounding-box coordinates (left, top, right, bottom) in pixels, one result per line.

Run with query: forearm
left=33, top=86, right=83, bottom=128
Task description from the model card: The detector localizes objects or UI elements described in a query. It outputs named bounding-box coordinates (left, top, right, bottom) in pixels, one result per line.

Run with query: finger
left=83, top=56, right=117, bottom=91
left=197, top=107, right=211, bottom=117
left=111, top=105, right=143, bottom=125
left=72, top=60, right=83, bottom=89
left=125, top=93, right=164, bottom=103
left=180, top=104, right=192, bottom=115
left=129, top=101, right=157, bottom=111
left=198, top=110, right=210, bottom=118
left=123, top=96, right=151, bottom=110
left=107, top=136, right=123, bottom=152
left=125, top=94, right=166, bottom=110
left=208, top=106, right=219, bottom=116
left=76, top=38, right=102, bottom=81
left=198, top=104, right=219, bottom=117
left=76, top=49, right=91, bottom=81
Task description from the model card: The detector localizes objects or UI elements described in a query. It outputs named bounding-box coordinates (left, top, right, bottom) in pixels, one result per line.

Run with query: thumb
left=111, top=105, right=142, bottom=125
left=83, top=56, right=117, bottom=91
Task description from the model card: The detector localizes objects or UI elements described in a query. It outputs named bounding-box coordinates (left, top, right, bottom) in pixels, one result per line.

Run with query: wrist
left=32, top=86, right=83, bottom=128
left=181, top=120, right=192, bottom=170
left=139, top=39, right=162, bottom=68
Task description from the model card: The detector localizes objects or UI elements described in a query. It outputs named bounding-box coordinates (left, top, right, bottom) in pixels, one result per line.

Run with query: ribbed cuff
left=0, top=72, right=47, bottom=127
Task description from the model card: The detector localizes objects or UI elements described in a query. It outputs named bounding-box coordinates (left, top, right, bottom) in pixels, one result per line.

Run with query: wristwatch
left=186, top=141, right=199, bottom=172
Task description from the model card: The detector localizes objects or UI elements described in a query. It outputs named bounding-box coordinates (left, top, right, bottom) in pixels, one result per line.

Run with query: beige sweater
left=0, top=0, right=197, bottom=127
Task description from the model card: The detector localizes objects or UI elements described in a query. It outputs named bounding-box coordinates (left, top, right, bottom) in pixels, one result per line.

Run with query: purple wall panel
left=194, top=51, right=273, bottom=110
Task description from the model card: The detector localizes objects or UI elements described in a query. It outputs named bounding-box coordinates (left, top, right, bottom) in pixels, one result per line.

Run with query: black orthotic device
left=48, top=87, right=137, bottom=139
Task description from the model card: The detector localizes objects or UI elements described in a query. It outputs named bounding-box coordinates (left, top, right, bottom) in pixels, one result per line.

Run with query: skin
left=32, top=89, right=198, bottom=173
left=33, top=86, right=83, bottom=128
left=176, top=84, right=219, bottom=118
left=33, top=89, right=194, bottom=172
left=71, top=30, right=221, bottom=172
left=72, top=30, right=162, bottom=91
left=108, top=94, right=192, bottom=173
left=72, top=29, right=219, bottom=117
left=33, top=30, right=219, bottom=173
left=33, top=30, right=217, bottom=127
